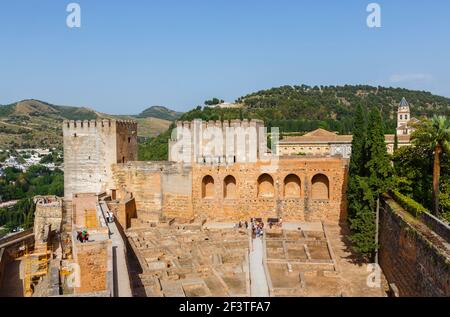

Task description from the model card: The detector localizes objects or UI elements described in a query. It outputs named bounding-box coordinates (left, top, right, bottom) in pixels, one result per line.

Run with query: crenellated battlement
left=174, top=119, right=264, bottom=131
left=63, top=119, right=137, bottom=131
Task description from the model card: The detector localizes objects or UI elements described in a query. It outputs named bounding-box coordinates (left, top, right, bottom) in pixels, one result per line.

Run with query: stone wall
left=74, top=240, right=112, bottom=295
left=379, top=195, right=450, bottom=297
left=63, top=120, right=137, bottom=200
left=191, top=157, right=347, bottom=222
left=0, top=248, right=9, bottom=290
left=111, top=157, right=347, bottom=223
left=169, top=119, right=266, bottom=164
left=109, top=198, right=137, bottom=230
left=112, top=161, right=193, bottom=220
left=72, top=193, right=99, bottom=229
left=33, top=196, right=63, bottom=242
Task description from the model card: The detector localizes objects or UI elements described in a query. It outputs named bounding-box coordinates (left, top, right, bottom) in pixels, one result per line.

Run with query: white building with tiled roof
left=277, top=98, right=415, bottom=158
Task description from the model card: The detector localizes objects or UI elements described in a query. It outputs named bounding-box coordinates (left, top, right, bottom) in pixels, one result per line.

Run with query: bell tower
left=397, top=97, right=410, bottom=128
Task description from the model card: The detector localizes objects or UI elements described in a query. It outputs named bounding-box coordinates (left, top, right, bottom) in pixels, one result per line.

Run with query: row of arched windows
left=201, top=173, right=330, bottom=200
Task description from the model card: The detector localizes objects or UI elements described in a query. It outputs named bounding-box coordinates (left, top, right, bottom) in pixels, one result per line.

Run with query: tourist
left=76, top=231, right=83, bottom=243
left=82, top=230, right=89, bottom=243
left=244, top=221, right=248, bottom=229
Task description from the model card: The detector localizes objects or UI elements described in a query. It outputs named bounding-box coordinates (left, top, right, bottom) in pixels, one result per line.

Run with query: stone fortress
left=60, top=117, right=352, bottom=297
left=62, top=117, right=348, bottom=224
left=0, top=98, right=448, bottom=297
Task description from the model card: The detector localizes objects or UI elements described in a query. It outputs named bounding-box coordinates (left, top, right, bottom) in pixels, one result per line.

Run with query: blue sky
left=0, top=0, right=449, bottom=114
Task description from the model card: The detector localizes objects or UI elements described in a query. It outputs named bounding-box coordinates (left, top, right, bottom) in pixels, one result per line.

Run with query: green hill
left=180, top=85, right=450, bottom=134
left=3, top=86, right=449, bottom=151
left=142, top=85, right=450, bottom=161
left=137, top=106, right=183, bottom=121
left=0, top=100, right=173, bottom=149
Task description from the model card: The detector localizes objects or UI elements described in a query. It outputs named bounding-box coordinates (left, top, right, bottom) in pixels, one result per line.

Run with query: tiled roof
left=399, top=97, right=409, bottom=107
left=280, top=129, right=352, bottom=144
left=279, top=129, right=411, bottom=144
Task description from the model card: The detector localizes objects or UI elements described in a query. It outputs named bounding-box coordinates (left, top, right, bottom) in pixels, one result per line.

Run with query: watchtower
left=63, top=119, right=138, bottom=200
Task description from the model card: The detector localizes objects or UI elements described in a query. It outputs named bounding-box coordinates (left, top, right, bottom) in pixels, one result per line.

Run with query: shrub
left=390, top=189, right=428, bottom=217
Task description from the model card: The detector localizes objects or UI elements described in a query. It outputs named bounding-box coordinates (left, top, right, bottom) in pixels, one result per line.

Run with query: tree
left=411, top=115, right=450, bottom=215
left=348, top=107, right=392, bottom=260
left=348, top=104, right=367, bottom=176
left=365, top=108, right=393, bottom=197
left=394, top=131, right=399, bottom=152
left=347, top=104, right=367, bottom=221
left=204, top=98, right=224, bottom=106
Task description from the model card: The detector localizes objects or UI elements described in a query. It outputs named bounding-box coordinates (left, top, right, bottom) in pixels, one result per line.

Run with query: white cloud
left=389, top=73, right=434, bottom=83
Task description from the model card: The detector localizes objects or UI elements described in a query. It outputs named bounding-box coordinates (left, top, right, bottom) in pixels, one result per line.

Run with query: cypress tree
left=394, top=131, right=399, bottom=152
left=347, top=104, right=367, bottom=220
left=365, top=108, right=393, bottom=196
left=348, top=104, right=367, bottom=176
left=349, top=107, right=392, bottom=260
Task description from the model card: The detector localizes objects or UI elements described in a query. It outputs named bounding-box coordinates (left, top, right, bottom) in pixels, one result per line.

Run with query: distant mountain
left=0, top=100, right=174, bottom=149
left=137, top=106, right=183, bottom=121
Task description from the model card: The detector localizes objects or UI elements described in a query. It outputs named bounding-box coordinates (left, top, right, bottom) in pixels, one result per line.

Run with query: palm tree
left=412, top=115, right=450, bottom=214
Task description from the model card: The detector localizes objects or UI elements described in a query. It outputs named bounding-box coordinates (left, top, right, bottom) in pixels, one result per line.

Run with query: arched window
left=224, top=175, right=237, bottom=199
left=202, top=175, right=215, bottom=198
left=311, top=174, right=329, bottom=200
left=284, top=174, right=301, bottom=198
left=257, top=174, right=274, bottom=198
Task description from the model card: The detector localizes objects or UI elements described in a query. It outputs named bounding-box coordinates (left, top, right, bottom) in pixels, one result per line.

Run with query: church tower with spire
left=397, top=97, right=410, bottom=128
left=396, top=97, right=418, bottom=135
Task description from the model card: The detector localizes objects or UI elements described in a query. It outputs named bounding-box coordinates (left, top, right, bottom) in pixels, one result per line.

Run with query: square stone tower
left=63, top=119, right=138, bottom=200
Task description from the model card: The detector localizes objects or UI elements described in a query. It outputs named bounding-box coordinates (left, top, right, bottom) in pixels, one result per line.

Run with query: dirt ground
left=325, top=223, right=388, bottom=297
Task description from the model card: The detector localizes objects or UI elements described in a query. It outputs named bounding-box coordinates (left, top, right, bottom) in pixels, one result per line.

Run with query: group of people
left=251, top=218, right=265, bottom=238
left=237, top=221, right=249, bottom=229
left=76, top=230, right=90, bottom=243
left=268, top=217, right=283, bottom=229
left=236, top=217, right=284, bottom=239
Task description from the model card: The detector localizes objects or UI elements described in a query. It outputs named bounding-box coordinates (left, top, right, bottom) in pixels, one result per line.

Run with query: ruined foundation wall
left=379, top=196, right=450, bottom=297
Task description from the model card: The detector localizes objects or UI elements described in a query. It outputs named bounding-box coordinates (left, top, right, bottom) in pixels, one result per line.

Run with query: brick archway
left=311, top=174, right=329, bottom=200
left=202, top=175, right=215, bottom=199
left=284, top=174, right=301, bottom=198
left=224, top=175, right=237, bottom=199
left=257, top=173, right=274, bottom=198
